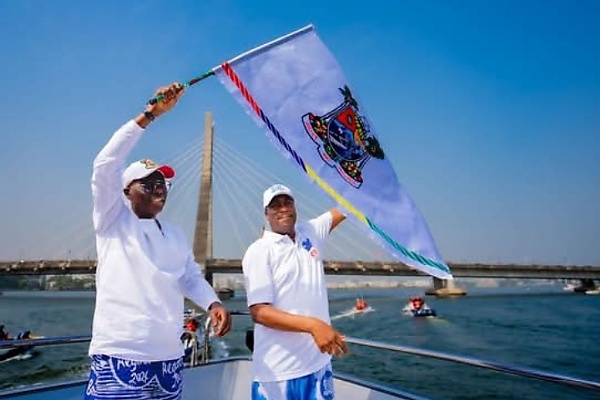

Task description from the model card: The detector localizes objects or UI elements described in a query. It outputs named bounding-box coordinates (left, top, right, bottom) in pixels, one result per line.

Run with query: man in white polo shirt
left=242, top=184, right=348, bottom=400
left=85, top=83, right=232, bottom=400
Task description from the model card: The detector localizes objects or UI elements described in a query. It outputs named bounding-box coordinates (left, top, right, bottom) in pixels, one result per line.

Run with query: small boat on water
left=0, top=329, right=40, bottom=363
left=181, top=309, right=214, bottom=366
left=354, top=297, right=369, bottom=312
left=0, top=346, right=34, bottom=363
left=562, top=280, right=578, bottom=292
left=181, top=316, right=201, bottom=365
left=331, top=304, right=375, bottom=321
left=571, top=279, right=597, bottom=293
left=403, top=296, right=436, bottom=318
left=332, top=298, right=375, bottom=320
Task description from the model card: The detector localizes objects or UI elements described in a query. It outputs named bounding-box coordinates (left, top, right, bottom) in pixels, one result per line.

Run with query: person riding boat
left=406, top=295, right=424, bottom=310
left=0, top=325, right=9, bottom=340
left=355, top=298, right=367, bottom=311
left=403, top=295, right=436, bottom=317
left=185, top=318, right=199, bottom=333
left=16, top=330, right=31, bottom=340
left=181, top=318, right=200, bottom=361
left=412, top=297, right=423, bottom=311
left=181, top=318, right=199, bottom=342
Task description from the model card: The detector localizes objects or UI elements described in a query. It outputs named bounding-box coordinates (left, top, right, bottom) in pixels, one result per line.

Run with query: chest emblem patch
left=301, top=238, right=319, bottom=258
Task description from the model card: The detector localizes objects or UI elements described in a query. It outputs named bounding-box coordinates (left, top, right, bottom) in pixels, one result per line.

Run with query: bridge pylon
left=426, top=277, right=467, bottom=297
left=193, top=112, right=214, bottom=285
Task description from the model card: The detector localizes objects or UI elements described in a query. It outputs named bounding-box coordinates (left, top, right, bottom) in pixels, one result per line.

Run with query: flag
left=214, top=25, right=452, bottom=279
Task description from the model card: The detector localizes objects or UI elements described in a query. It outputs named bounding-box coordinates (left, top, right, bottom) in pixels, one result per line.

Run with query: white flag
left=214, top=25, right=451, bottom=279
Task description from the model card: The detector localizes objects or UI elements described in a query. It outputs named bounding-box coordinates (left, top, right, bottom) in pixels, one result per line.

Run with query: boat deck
left=0, top=358, right=426, bottom=400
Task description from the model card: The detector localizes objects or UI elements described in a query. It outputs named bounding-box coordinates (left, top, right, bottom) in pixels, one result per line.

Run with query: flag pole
left=146, top=70, right=215, bottom=105
left=146, top=24, right=314, bottom=105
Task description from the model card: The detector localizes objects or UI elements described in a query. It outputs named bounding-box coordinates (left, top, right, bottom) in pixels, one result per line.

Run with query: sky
left=0, top=0, right=599, bottom=266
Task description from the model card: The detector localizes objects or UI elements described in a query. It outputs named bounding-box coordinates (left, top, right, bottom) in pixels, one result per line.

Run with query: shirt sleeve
left=92, top=120, right=144, bottom=234
left=179, top=253, right=220, bottom=311
left=308, top=211, right=333, bottom=242
left=242, top=242, right=274, bottom=307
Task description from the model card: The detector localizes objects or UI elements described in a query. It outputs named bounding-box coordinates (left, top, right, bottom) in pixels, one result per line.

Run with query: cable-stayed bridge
left=3, top=259, right=599, bottom=280
left=1, top=113, right=599, bottom=295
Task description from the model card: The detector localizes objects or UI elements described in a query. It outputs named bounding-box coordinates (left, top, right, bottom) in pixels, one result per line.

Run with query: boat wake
left=331, top=306, right=375, bottom=321
left=0, top=351, right=35, bottom=364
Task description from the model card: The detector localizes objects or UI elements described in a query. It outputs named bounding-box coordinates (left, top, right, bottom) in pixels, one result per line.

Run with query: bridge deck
left=1, top=259, right=600, bottom=279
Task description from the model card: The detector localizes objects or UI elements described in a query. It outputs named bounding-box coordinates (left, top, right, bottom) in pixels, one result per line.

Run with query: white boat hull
left=0, top=358, right=424, bottom=400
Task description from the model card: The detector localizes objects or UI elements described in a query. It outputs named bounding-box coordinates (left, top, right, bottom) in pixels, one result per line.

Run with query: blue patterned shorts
left=252, top=363, right=334, bottom=400
left=84, top=354, right=183, bottom=400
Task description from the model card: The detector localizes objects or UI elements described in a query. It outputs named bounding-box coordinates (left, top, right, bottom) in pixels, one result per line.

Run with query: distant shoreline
left=0, top=283, right=568, bottom=299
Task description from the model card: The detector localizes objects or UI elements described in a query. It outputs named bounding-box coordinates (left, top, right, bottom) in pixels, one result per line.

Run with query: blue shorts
left=84, top=354, right=183, bottom=400
left=252, top=363, right=334, bottom=400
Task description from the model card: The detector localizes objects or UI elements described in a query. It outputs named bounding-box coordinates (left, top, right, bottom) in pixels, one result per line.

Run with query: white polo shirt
left=89, top=120, right=219, bottom=361
left=242, top=212, right=333, bottom=382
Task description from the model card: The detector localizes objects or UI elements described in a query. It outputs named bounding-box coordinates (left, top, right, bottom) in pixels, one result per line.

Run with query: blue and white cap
left=263, top=184, right=294, bottom=208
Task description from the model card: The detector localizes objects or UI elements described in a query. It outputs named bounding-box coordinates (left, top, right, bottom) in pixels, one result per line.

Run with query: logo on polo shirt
left=301, top=238, right=319, bottom=258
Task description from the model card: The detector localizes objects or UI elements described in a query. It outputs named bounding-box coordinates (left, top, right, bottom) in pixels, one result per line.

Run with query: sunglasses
left=135, top=180, right=172, bottom=194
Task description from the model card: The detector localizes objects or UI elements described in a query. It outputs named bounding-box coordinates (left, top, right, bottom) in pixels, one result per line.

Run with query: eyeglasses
left=135, top=180, right=172, bottom=194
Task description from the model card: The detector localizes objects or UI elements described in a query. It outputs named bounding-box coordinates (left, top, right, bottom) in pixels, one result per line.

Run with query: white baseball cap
left=122, top=159, right=175, bottom=189
left=263, top=184, right=294, bottom=208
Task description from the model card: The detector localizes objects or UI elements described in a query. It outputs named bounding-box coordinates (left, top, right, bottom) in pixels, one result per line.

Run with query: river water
left=1, top=285, right=598, bottom=399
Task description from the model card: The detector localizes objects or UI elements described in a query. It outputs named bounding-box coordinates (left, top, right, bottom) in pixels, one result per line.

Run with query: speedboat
left=354, top=305, right=374, bottom=314
left=1, top=312, right=599, bottom=399
left=181, top=309, right=211, bottom=366
left=331, top=299, right=375, bottom=321
left=562, top=280, right=578, bottom=292
left=0, top=330, right=40, bottom=363
left=331, top=305, right=374, bottom=321
left=181, top=328, right=202, bottom=365
left=403, top=296, right=436, bottom=318
left=0, top=346, right=34, bottom=363
left=404, top=307, right=436, bottom=318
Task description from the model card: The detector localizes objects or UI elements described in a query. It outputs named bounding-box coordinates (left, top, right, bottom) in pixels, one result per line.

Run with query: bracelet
left=143, top=110, right=155, bottom=121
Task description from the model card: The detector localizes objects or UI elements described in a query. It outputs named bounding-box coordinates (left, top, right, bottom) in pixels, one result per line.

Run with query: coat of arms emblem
left=302, top=86, right=385, bottom=188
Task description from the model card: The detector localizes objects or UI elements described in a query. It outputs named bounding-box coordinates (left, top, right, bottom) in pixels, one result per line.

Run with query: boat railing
left=343, top=336, right=600, bottom=393
left=1, top=310, right=599, bottom=396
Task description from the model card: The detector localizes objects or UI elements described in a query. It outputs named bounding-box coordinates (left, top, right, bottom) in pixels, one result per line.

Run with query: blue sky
left=0, top=0, right=598, bottom=265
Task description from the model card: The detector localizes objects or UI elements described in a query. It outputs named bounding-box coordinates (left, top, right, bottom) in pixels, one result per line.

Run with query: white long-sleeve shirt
left=89, top=119, right=219, bottom=361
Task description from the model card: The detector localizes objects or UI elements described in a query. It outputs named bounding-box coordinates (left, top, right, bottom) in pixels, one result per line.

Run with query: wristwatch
left=143, top=110, right=155, bottom=121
